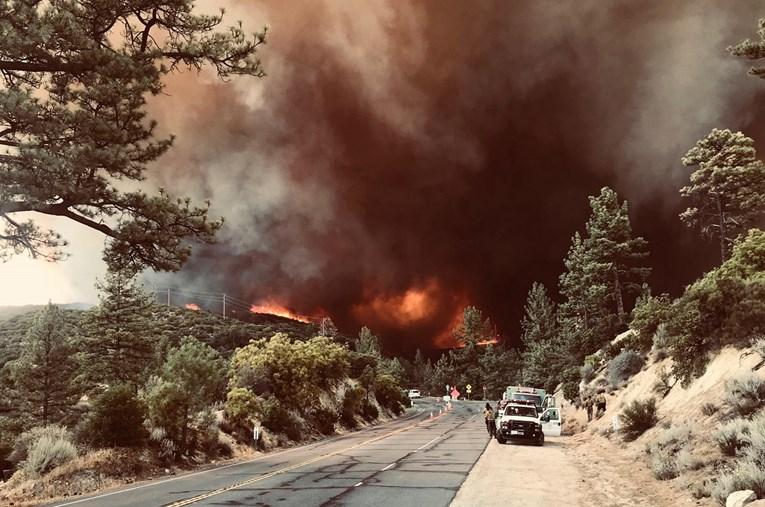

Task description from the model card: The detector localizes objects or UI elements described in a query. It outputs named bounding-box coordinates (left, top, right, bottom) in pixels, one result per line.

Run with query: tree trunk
left=613, top=268, right=625, bottom=326
left=717, top=195, right=728, bottom=263
left=181, top=406, right=189, bottom=455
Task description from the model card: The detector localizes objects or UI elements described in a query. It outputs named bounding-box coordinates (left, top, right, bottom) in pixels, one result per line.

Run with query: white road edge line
left=53, top=407, right=428, bottom=507
left=381, top=463, right=395, bottom=471
left=51, top=446, right=301, bottom=507
left=354, top=481, right=363, bottom=487
left=415, top=435, right=441, bottom=451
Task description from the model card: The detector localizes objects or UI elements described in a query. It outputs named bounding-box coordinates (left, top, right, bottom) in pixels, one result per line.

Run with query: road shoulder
left=450, top=436, right=584, bottom=507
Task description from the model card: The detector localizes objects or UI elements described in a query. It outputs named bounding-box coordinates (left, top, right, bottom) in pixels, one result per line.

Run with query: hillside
left=0, top=303, right=323, bottom=368
left=561, top=333, right=765, bottom=505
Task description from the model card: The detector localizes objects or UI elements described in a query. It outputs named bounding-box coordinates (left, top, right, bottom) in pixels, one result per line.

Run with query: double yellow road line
left=168, top=410, right=448, bottom=507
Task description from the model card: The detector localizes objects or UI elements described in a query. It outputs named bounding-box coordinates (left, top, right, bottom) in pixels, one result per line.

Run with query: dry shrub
left=714, top=418, right=751, bottom=456
left=621, top=398, right=658, bottom=441
left=723, top=371, right=765, bottom=418
left=647, top=424, right=695, bottom=480
left=608, top=350, right=645, bottom=387
left=711, top=413, right=765, bottom=504
left=25, top=435, right=77, bottom=476
left=701, top=402, right=718, bottom=417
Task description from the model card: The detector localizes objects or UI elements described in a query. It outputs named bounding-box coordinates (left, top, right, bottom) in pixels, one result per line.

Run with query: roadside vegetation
left=0, top=290, right=410, bottom=503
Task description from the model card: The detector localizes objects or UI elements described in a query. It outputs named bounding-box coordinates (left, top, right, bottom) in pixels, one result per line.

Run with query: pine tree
left=0, top=1, right=266, bottom=270
left=681, top=129, right=765, bottom=262
left=78, top=269, right=159, bottom=389
left=558, top=232, right=611, bottom=345
left=6, top=304, right=79, bottom=425
left=453, top=306, right=492, bottom=346
left=354, top=326, right=381, bottom=356
left=520, top=283, right=558, bottom=345
left=519, top=283, right=568, bottom=390
left=729, top=18, right=765, bottom=79
left=143, top=336, right=225, bottom=454
left=584, top=187, right=651, bottom=326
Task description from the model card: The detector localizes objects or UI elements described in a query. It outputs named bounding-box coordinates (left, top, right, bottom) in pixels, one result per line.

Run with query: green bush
left=607, top=350, right=645, bottom=387
left=723, top=372, right=765, bottom=418
left=668, top=230, right=765, bottom=386
left=620, top=398, right=658, bottom=441
left=257, top=397, right=301, bottom=441
left=341, top=386, right=365, bottom=428
left=374, top=374, right=405, bottom=414
left=561, top=367, right=581, bottom=402
left=602, top=341, right=625, bottom=362
left=360, top=400, right=379, bottom=421
left=580, top=363, right=596, bottom=383
left=309, top=406, right=338, bottom=435
left=83, top=384, right=147, bottom=447
left=630, top=294, right=672, bottom=352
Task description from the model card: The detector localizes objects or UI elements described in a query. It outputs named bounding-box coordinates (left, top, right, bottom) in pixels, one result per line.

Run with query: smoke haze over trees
left=13, top=0, right=765, bottom=351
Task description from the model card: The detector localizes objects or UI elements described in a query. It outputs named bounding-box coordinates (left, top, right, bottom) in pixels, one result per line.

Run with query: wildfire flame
left=185, top=303, right=200, bottom=311
left=455, top=337, right=500, bottom=348
left=249, top=301, right=312, bottom=323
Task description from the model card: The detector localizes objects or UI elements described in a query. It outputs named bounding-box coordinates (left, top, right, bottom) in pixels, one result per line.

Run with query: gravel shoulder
left=451, top=427, right=713, bottom=507
left=450, top=435, right=584, bottom=507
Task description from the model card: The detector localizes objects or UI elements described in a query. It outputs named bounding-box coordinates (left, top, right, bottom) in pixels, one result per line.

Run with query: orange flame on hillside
left=249, top=301, right=312, bottom=323
left=454, top=337, right=500, bottom=348
left=185, top=303, right=200, bottom=311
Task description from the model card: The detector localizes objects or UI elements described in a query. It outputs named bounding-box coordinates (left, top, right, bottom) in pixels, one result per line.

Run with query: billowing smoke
left=146, top=0, right=765, bottom=352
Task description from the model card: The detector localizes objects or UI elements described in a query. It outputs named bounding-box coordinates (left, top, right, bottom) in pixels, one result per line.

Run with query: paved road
left=51, top=400, right=488, bottom=507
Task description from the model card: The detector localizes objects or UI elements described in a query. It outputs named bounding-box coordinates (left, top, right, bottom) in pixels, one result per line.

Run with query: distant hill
left=0, top=303, right=94, bottom=322
left=0, top=304, right=332, bottom=369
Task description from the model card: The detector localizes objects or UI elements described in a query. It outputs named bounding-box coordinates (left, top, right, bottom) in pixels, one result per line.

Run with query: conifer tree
left=354, top=326, right=381, bottom=356
left=6, top=304, right=79, bottom=425
left=519, top=283, right=568, bottom=390
left=681, top=129, right=765, bottom=262
left=453, top=306, right=492, bottom=346
left=0, top=1, right=266, bottom=270
left=729, top=18, right=765, bottom=79
left=78, top=269, right=159, bottom=389
left=558, top=232, right=610, bottom=344
left=584, top=187, right=651, bottom=325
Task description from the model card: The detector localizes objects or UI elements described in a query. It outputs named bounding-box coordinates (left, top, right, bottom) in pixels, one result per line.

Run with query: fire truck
left=500, top=386, right=562, bottom=438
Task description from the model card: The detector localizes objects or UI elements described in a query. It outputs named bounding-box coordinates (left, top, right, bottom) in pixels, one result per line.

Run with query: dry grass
left=0, top=448, right=164, bottom=506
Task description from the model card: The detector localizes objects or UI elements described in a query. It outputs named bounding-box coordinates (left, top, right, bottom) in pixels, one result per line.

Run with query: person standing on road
left=585, top=397, right=593, bottom=422
left=483, top=403, right=496, bottom=437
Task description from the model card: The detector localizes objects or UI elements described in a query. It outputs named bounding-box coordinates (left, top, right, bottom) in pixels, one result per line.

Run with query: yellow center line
left=166, top=409, right=449, bottom=507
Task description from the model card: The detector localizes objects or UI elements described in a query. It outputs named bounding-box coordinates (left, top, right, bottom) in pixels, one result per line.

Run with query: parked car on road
left=408, top=389, right=421, bottom=399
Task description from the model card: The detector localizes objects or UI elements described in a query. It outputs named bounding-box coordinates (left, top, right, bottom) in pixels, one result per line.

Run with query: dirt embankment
left=559, top=344, right=765, bottom=506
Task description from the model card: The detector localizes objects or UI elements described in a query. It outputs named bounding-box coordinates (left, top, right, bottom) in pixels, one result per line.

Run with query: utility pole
left=222, top=293, right=226, bottom=318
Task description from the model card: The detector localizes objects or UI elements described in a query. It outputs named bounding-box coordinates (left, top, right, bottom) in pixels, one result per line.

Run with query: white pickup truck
left=495, top=402, right=562, bottom=445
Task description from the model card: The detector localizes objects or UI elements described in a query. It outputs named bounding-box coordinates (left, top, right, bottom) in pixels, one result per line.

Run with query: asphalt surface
left=50, top=399, right=488, bottom=507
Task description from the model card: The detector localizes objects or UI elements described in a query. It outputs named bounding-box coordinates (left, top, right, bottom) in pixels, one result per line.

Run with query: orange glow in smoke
left=249, top=301, right=312, bottom=323
left=185, top=303, right=201, bottom=311
left=353, top=279, right=443, bottom=327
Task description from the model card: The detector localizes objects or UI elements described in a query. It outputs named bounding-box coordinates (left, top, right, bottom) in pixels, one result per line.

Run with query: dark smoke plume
left=148, top=0, right=765, bottom=353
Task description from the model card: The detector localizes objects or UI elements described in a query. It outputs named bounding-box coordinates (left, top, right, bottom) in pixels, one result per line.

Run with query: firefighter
left=483, top=403, right=496, bottom=437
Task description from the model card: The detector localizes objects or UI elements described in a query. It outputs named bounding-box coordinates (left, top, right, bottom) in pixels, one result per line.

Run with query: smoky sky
left=147, top=0, right=765, bottom=353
